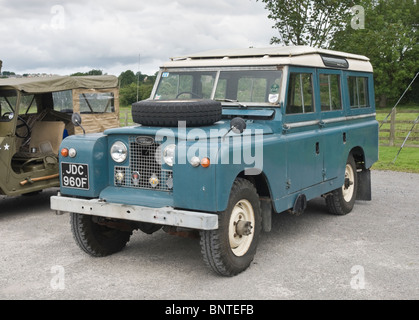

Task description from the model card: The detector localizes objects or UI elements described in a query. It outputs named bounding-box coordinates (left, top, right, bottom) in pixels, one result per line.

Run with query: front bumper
left=50, top=195, right=218, bottom=230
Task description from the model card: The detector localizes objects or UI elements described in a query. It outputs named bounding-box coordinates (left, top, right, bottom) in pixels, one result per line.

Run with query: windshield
left=0, top=90, right=18, bottom=122
left=153, top=68, right=282, bottom=105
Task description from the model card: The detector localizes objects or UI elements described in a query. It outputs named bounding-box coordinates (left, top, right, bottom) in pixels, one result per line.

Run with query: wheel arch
left=236, top=170, right=274, bottom=232
left=236, top=170, right=272, bottom=199
left=350, top=146, right=366, bottom=170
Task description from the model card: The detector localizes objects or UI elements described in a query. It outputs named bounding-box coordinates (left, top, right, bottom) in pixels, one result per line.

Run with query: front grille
left=114, top=137, right=173, bottom=191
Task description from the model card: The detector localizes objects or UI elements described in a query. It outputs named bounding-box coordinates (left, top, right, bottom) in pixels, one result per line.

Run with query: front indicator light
left=201, top=157, right=210, bottom=168
left=61, top=148, right=69, bottom=157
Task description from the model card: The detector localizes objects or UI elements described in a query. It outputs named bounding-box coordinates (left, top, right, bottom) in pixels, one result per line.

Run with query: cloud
left=0, top=0, right=273, bottom=76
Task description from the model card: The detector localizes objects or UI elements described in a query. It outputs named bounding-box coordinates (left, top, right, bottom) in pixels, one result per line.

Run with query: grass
left=372, top=146, right=419, bottom=173
left=375, top=106, right=419, bottom=173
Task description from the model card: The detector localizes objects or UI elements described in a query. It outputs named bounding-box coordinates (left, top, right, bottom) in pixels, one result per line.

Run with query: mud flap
left=291, top=194, right=307, bottom=216
left=357, top=169, right=372, bottom=201
left=260, top=197, right=272, bottom=232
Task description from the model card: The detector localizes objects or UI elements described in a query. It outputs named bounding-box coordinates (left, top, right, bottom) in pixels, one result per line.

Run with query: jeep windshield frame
left=152, top=66, right=283, bottom=107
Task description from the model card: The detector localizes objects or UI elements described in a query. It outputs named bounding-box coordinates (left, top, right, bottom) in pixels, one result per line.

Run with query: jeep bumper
left=50, top=195, right=218, bottom=230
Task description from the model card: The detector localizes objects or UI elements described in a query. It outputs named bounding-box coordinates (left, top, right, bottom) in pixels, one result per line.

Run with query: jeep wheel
left=326, top=154, right=358, bottom=215
left=70, top=213, right=132, bottom=257
left=131, top=99, right=222, bottom=127
left=200, top=178, right=261, bottom=276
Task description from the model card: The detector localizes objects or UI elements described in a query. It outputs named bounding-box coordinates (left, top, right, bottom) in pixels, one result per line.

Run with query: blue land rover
left=51, top=46, right=379, bottom=276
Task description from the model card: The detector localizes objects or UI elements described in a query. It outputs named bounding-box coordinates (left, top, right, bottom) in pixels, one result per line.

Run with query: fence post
left=124, top=111, right=128, bottom=127
left=389, top=108, right=396, bottom=146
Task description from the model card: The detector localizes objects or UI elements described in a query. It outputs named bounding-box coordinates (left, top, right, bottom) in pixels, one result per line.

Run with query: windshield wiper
left=215, top=99, right=248, bottom=109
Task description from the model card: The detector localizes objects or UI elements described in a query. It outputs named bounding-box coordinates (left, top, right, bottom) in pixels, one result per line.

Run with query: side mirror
left=230, top=117, right=246, bottom=134
left=71, top=113, right=85, bottom=134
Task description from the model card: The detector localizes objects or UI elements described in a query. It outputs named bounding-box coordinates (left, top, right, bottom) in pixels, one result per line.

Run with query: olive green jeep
left=0, top=75, right=120, bottom=196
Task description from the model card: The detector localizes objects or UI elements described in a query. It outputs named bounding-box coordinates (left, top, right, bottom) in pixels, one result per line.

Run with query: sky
left=0, top=0, right=274, bottom=76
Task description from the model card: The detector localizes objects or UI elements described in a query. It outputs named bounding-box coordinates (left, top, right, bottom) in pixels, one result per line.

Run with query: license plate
left=61, top=163, right=89, bottom=190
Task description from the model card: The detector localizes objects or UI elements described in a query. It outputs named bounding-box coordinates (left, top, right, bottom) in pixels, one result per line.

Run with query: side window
left=79, top=92, right=115, bottom=113
left=19, top=94, right=38, bottom=115
left=319, top=74, right=342, bottom=111
left=286, top=73, right=314, bottom=114
left=53, top=90, right=73, bottom=113
left=348, top=76, right=369, bottom=108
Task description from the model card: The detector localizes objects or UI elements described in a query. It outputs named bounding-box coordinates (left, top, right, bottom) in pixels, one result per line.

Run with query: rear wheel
left=326, top=154, right=358, bottom=215
left=200, top=178, right=261, bottom=276
left=70, top=213, right=132, bottom=257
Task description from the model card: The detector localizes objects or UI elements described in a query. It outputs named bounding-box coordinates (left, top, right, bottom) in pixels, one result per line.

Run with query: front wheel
left=326, top=154, right=358, bottom=215
left=70, top=213, right=132, bottom=257
left=200, top=178, right=261, bottom=276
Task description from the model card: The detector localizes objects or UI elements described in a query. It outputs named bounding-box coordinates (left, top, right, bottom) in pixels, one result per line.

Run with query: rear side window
left=348, top=76, right=369, bottom=108
left=286, top=73, right=314, bottom=114
left=319, top=74, right=342, bottom=111
left=79, top=92, right=115, bottom=113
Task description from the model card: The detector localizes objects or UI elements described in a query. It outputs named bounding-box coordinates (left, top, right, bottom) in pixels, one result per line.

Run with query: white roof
left=162, top=46, right=372, bottom=72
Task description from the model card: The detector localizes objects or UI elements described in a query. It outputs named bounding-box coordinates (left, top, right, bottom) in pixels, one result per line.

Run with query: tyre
left=326, top=154, right=358, bottom=215
left=70, top=213, right=132, bottom=257
left=200, top=178, right=262, bottom=276
left=131, top=99, right=222, bottom=127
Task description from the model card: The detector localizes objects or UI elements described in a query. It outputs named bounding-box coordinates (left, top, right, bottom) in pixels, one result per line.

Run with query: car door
left=318, top=69, right=346, bottom=181
left=283, top=67, right=323, bottom=194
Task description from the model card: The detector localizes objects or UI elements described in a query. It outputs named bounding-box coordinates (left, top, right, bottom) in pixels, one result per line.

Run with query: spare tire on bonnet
left=131, top=99, right=222, bottom=127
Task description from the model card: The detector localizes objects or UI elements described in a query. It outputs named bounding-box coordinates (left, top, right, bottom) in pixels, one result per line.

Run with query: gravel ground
left=0, top=170, right=418, bottom=300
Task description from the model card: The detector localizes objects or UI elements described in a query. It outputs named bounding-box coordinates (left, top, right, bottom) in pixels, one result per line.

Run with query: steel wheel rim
left=228, top=199, right=255, bottom=257
left=342, top=164, right=355, bottom=202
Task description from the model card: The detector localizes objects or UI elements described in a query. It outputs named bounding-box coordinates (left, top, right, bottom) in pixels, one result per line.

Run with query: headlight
left=110, top=141, right=127, bottom=163
left=163, top=144, right=176, bottom=167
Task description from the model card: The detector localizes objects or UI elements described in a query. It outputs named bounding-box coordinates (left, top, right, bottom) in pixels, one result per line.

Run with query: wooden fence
left=120, top=109, right=419, bottom=148
left=120, top=110, right=134, bottom=127
left=378, top=110, right=419, bottom=148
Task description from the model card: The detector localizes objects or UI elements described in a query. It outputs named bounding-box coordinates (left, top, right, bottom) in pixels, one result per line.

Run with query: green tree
left=257, top=0, right=354, bottom=47
left=118, top=70, right=137, bottom=87
left=257, top=0, right=419, bottom=107
left=71, top=69, right=103, bottom=76
left=331, top=0, right=419, bottom=107
left=119, top=82, right=154, bottom=106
